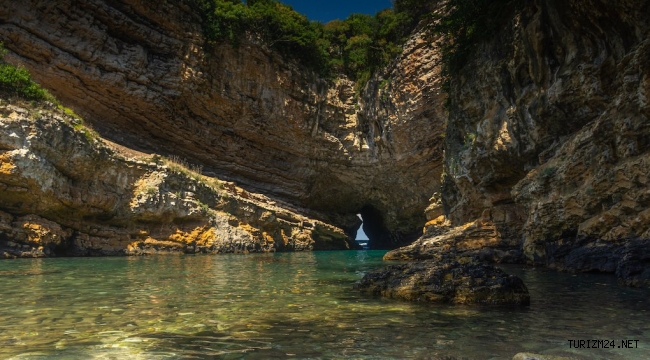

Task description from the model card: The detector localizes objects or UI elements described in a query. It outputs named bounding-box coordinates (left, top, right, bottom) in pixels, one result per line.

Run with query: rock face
left=384, top=218, right=521, bottom=264
left=357, top=256, right=530, bottom=305
left=431, top=0, right=650, bottom=285
left=0, top=0, right=446, bottom=248
left=0, top=0, right=647, bottom=288
left=0, top=98, right=356, bottom=258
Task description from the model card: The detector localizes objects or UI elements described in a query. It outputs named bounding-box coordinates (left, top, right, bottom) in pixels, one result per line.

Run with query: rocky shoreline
left=0, top=98, right=357, bottom=258
left=0, top=0, right=648, bottom=305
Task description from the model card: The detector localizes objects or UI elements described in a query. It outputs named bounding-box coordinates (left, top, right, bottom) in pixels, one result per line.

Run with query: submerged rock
left=513, top=353, right=577, bottom=360
left=357, top=257, right=530, bottom=305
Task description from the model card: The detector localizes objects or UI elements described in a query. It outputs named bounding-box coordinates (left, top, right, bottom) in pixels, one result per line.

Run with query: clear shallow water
left=0, top=251, right=648, bottom=360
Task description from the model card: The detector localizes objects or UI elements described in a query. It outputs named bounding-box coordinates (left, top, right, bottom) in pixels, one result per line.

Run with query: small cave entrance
left=351, top=205, right=423, bottom=250
left=353, top=205, right=395, bottom=250
left=354, top=214, right=370, bottom=249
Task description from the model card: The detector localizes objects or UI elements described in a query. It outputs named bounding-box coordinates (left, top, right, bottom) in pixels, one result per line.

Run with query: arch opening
left=358, top=205, right=391, bottom=250
left=351, top=205, right=423, bottom=250
left=354, top=214, right=369, bottom=249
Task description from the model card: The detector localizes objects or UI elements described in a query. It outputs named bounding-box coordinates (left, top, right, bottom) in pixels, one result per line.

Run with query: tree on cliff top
left=198, top=0, right=416, bottom=85
left=199, top=0, right=521, bottom=87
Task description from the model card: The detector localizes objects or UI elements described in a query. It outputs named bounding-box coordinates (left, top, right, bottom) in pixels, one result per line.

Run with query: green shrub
left=200, top=0, right=328, bottom=74
left=58, top=105, right=82, bottom=120
left=0, top=43, right=52, bottom=101
left=0, top=65, right=48, bottom=100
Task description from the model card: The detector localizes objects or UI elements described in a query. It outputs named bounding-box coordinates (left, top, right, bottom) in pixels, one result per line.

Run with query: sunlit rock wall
left=0, top=0, right=447, bottom=248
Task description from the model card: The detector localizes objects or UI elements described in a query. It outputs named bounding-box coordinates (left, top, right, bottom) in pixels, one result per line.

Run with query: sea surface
left=0, top=251, right=648, bottom=359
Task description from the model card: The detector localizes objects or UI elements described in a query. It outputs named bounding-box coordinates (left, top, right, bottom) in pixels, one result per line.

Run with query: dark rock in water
left=545, top=237, right=650, bottom=287
left=616, top=239, right=650, bottom=287
left=357, top=257, right=530, bottom=305
left=512, top=353, right=576, bottom=360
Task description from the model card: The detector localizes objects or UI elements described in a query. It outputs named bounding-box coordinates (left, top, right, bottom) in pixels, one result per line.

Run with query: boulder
left=357, top=257, right=530, bottom=305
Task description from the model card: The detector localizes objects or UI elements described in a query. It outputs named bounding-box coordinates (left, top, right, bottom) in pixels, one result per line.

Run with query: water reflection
left=0, top=253, right=648, bottom=359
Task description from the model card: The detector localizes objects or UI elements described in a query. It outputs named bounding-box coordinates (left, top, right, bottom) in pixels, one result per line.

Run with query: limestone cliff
left=1, top=0, right=648, bottom=289
left=0, top=0, right=446, bottom=249
left=0, top=98, right=355, bottom=257
left=399, top=0, right=650, bottom=286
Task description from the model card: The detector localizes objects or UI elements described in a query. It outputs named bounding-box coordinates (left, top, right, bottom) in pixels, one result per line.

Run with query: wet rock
left=539, top=237, right=650, bottom=287
left=513, top=353, right=576, bottom=360
left=357, top=257, right=530, bottom=305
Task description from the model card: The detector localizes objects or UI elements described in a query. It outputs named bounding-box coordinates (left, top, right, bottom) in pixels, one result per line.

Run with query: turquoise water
left=0, top=251, right=649, bottom=359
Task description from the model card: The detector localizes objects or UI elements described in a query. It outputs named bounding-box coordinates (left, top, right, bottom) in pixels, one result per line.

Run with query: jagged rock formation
left=384, top=217, right=521, bottom=264
left=0, top=0, right=446, bottom=249
left=0, top=99, right=355, bottom=257
left=426, top=0, right=650, bottom=285
left=357, top=256, right=530, bottom=305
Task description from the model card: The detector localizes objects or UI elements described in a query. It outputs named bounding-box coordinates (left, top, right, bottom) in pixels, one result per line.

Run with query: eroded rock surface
left=430, top=0, right=650, bottom=284
left=384, top=218, right=521, bottom=264
left=357, top=256, right=530, bottom=305
left=361, top=0, right=649, bottom=299
left=0, top=0, right=446, bottom=248
left=0, top=99, right=356, bottom=257
left=0, top=0, right=648, bottom=290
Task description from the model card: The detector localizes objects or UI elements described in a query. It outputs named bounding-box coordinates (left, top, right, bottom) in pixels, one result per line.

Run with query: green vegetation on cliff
left=198, top=0, right=520, bottom=88
left=0, top=44, right=52, bottom=101
left=0, top=43, right=97, bottom=141
left=198, top=0, right=417, bottom=84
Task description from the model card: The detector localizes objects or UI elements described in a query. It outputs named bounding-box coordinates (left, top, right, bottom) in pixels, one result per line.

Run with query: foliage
left=320, top=10, right=411, bottom=88
left=58, top=105, right=82, bottom=121
left=200, top=0, right=327, bottom=73
left=198, top=0, right=419, bottom=86
left=198, top=0, right=523, bottom=92
left=159, top=155, right=224, bottom=191
left=72, top=122, right=98, bottom=143
left=0, top=43, right=53, bottom=101
left=0, top=44, right=99, bottom=142
left=392, top=0, right=435, bottom=26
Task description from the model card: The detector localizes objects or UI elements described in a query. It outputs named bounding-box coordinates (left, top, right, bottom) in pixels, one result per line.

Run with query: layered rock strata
left=1, top=0, right=648, bottom=290
left=0, top=98, right=355, bottom=258
left=411, top=0, right=650, bottom=285
left=384, top=218, right=521, bottom=264
left=0, top=0, right=447, bottom=248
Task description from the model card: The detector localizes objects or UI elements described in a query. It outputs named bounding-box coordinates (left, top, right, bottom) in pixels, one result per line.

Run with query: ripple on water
left=0, top=253, right=649, bottom=359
